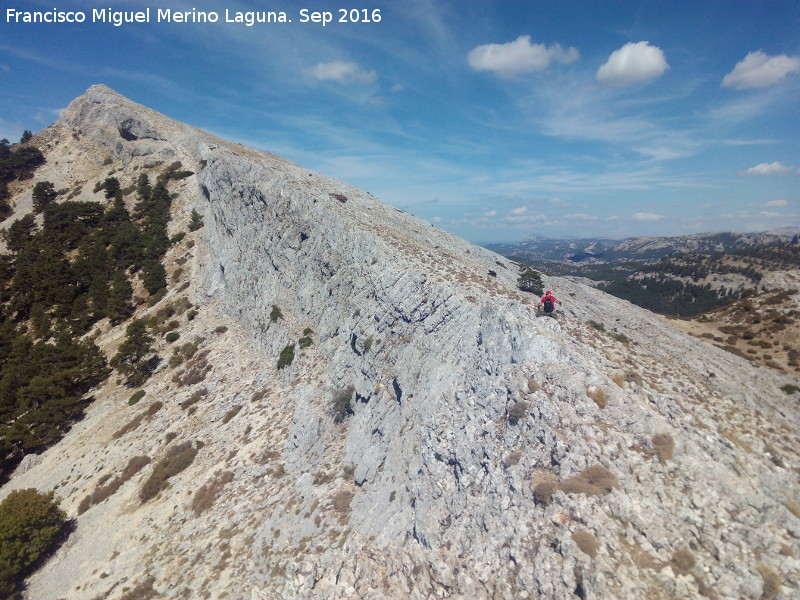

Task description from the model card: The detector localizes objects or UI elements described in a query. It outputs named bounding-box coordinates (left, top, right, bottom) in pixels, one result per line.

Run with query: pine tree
left=188, top=209, right=204, bottom=231
left=0, top=489, right=66, bottom=597
left=141, top=260, right=167, bottom=296
left=111, top=319, right=155, bottom=386
left=30, top=303, right=51, bottom=339
left=101, top=177, right=120, bottom=199
left=135, top=173, right=151, bottom=206
left=88, top=272, right=109, bottom=320
left=32, top=181, right=57, bottom=213
left=3, top=214, right=37, bottom=253
left=106, top=272, right=133, bottom=325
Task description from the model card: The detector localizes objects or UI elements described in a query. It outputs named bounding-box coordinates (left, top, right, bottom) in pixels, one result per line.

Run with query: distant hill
left=493, top=235, right=800, bottom=317
left=596, top=241, right=800, bottom=316
left=671, top=287, right=800, bottom=375
left=487, top=229, right=800, bottom=265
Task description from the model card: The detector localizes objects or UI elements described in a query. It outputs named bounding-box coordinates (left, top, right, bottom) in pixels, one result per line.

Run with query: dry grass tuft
left=112, top=402, right=164, bottom=440
left=572, top=530, right=599, bottom=559
left=756, top=564, right=783, bottom=600
left=332, top=490, right=355, bottom=513
left=222, top=405, right=242, bottom=424
left=624, top=370, right=643, bottom=386
left=587, top=386, right=606, bottom=409
left=652, top=433, right=675, bottom=464
left=533, top=480, right=558, bottom=506
left=120, top=576, right=157, bottom=600
left=191, top=470, right=234, bottom=516
left=78, top=455, right=151, bottom=514
left=139, top=441, right=199, bottom=502
left=670, top=548, right=695, bottom=574
left=559, top=465, right=618, bottom=497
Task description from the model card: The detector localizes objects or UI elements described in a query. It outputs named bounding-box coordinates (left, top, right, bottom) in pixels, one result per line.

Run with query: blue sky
left=1, top=1, right=798, bottom=243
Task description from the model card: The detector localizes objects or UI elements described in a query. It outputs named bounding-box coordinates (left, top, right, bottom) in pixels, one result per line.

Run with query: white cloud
left=724, top=138, right=777, bottom=146
left=390, top=83, right=405, bottom=92
left=632, top=212, right=664, bottom=221
left=483, top=210, right=497, bottom=217
left=722, top=51, right=800, bottom=89
left=565, top=213, right=598, bottom=220
left=738, top=162, right=796, bottom=176
left=303, top=61, right=377, bottom=84
left=760, top=211, right=782, bottom=217
left=503, top=206, right=548, bottom=224
left=764, top=200, right=788, bottom=207
left=596, top=42, right=669, bottom=86
left=467, top=35, right=578, bottom=77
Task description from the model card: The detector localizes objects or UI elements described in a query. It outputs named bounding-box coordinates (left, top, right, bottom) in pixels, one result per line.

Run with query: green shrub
left=188, top=209, right=203, bottom=231
left=0, top=489, right=67, bottom=597
left=139, top=441, right=199, bottom=502
left=270, top=305, right=283, bottom=323
left=298, top=335, right=313, bottom=349
left=780, top=384, right=800, bottom=395
left=277, top=344, right=295, bottom=369
left=362, top=336, right=373, bottom=353
left=589, top=320, right=606, bottom=332
left=128, top=390, right=146, bottom=406
left=214, top=325, right=228, bottom=334
left=610, top=332, right=631, bottom=344
left=332, top=385, right=355, bottom=423
left=507, top=401, right=529, bottom=424
left=517, top=267, right=544, bottom=295
left=165, top=332, right=180, bottom=343
left=186, top=309, right=198, bottom=321
left=170, top=232, right=186, bottom=245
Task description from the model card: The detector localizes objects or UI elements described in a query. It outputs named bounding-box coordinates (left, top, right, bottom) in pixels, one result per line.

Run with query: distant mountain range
left=486, top=228, right=800, bottom=264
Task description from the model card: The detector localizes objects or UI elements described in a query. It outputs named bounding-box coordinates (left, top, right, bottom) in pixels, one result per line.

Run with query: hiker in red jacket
left=538, top=290, right=561, bottom=315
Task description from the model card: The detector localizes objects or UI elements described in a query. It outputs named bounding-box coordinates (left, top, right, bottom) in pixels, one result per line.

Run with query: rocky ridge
left=3, top=86, right=800, bottom=600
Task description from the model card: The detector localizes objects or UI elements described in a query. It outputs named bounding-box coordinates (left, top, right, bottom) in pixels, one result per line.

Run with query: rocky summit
left=3, top=85, right=800, bottom=599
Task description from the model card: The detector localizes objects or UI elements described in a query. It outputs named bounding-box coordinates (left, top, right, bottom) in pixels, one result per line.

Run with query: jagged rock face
left=4, top=86, right=800, bottom=600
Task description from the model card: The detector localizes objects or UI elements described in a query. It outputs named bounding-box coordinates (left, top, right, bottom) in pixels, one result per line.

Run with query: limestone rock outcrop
left=3, top=86, right=799, bottom=600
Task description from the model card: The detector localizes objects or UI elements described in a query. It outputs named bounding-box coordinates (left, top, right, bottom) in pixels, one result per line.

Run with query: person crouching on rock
left=538, top=290, right=561, bottom=316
